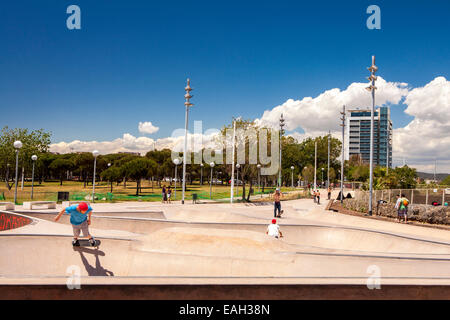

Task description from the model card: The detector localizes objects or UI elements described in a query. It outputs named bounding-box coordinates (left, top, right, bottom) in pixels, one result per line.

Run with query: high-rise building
left=345, top=106, right=392, bottom=167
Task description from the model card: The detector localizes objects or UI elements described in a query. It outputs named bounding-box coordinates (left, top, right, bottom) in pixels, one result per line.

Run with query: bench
left=23, top=201, right=56, bottom=210
left=0, top=202, right=15, bottom=210
left=61, top=201, right=90, bottom=208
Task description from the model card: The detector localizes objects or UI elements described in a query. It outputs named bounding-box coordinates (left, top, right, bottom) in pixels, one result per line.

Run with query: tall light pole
left=304, top=166, right=307, bottom=187
left=321, top=168, right=324, bottom=187
left=340, top=105, right=346, bottom=203
left=182, top=78, right=193, bottom=205
left=92, top=150, right=99, bottom=203
left=236, top=163, right=240, bottom=196
left=231, top=120, right=236, bottom=203
left=209, top=162, right=215, bottom=200
left=290, top=166, right=294, bottom=188
left=13, top=141, right=22, bottom=204
left=257, top=164, right=261, bottom=197
left=173, top=158, right=180, bottom=200
left=314, top=139, right=317, bottom=189
left=107, top=163, right=113, bottom=193
left=278, top=113, right=285, bottom=187
left=366, top=55, right=378, bottom=216
left=200, top=163, right=204, bottom=185
left=31, top=155, right=37, bottom=200
left=434, top=158, right=437, bottom=183
left=327, top=131, right=330, bottom=188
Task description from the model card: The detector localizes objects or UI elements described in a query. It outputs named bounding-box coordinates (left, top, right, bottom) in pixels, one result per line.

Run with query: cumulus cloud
left=255, top=76, right=408, bottom=135
left=138, top=121, right=159, bottom=134
left=49, top=131, right=221, bottom=155
left=393, top=77, right=450, bottom=171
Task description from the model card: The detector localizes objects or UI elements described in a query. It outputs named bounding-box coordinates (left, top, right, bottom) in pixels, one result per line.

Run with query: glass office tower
left=345, top=106, right=392, bottom=167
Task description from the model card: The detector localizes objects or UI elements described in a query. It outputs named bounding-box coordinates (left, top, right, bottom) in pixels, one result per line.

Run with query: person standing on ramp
left=273, top=188, right=283, bottom=217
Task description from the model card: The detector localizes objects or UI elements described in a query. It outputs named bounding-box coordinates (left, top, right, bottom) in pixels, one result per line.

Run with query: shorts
left=398, top=209, right=407, bottom=217
left=72, top=220, right=90, bottom=238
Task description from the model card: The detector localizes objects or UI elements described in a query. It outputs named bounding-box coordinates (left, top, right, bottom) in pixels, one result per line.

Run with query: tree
left=441, top=175, right=450, bottom=186
left=101, top=166, right=122, bottom=193
left=121, top=158, right=157, bottom=196
left=392, top=165, right=417, bottom=189
left=49, top=158, right=74, bottom=185
left=0, top=126, right=51, bottom=187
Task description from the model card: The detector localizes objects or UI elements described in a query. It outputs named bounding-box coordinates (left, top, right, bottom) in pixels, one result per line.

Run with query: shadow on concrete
left=73, top=246, right=114, bottom=276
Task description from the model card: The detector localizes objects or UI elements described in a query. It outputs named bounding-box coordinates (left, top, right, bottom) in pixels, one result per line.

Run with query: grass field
left=0, top=180, right=305, bottom=204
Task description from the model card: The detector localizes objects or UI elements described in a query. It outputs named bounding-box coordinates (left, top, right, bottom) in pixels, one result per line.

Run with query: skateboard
left=73, top=239, right=101, bottom=248
left=276, top=210, right=284, bottom=218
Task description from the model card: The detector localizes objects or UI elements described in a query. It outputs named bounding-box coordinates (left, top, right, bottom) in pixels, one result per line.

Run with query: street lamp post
left=31, top=155, right=37, bottom=200
left=366, top=55, right=378, bottom=216
left=340, top=105, right=346, bottom=203
left=13, top=141, right=22, bottom=204
left=173, top=158, right=180, bottom=200
left=209, top=162, right=215, bottom=200
left=327, top=131, right=330, bottom=188
left=304, top=166, right=307, bottom=187
left=321, top=168, right=324, bottom=187
left=314, top=139, right=317, bottom=189
left=257, top=164, right=261, bottom=196
left=278, top=113, right=285, bottom=187
left=92, top=150, right=99, bottom=203
left=107, top=163, right=113, bottom=193
left=291, top=166, right=294, bottom=188
left=236, top=163, right=240, bottom=196
left=200, top=163, right=204, bottom=185
left=182, top=79, right=194, bottom=205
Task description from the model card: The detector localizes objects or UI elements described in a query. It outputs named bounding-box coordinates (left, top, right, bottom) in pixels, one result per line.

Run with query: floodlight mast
left=366, top=56, right=378, bottom=216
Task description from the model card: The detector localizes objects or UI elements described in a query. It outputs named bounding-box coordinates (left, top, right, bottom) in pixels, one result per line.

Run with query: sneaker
left=72, top=239, right=80, bottom=246
left=89, top=238, right=96, bottom=246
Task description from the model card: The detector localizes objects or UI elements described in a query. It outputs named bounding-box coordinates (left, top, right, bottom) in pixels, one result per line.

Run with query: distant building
left=345, top=106, right=392, bottom=167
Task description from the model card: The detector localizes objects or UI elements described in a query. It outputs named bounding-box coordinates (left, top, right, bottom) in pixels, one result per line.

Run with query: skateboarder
left=266, top=219, right=283, bottom=239
left=54, top=202, right=95, bottom=247
left=273, top=188, right=282, bottom=217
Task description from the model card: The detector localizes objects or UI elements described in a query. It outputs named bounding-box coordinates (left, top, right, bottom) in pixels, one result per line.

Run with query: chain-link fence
left=355, top=188, right=450, bottom=206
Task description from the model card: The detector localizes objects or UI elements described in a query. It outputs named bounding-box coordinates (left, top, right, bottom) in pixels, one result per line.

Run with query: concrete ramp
left=136, top=227, right=294, bottom=259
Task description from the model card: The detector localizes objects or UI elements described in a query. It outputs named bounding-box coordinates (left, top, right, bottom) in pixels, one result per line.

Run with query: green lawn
left=0, top=180, right=304, bottom=204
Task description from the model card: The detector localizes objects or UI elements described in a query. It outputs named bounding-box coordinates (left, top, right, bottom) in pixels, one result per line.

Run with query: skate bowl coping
left=0, top=211, right=33, bottom=231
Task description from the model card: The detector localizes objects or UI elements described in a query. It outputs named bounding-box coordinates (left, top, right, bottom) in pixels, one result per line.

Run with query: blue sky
left=0, top=0, right=449, bottom=147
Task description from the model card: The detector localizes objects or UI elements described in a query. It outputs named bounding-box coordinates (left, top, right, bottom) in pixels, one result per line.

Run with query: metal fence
left=355, top=188, right=450, bottom=206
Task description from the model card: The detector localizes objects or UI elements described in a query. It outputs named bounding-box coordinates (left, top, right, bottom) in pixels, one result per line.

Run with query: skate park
left=1, top=190, right=450, bottom=299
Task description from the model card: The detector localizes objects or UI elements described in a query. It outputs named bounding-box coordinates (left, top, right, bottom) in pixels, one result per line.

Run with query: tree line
left=0, top=123, right=423, bottom=200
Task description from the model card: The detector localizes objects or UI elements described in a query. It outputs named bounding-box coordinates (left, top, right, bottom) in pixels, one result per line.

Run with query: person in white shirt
left=266, top=219, right=283, bottom=239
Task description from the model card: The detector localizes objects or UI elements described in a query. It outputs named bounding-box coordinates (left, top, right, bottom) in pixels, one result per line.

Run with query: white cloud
left=393, top=77, right=450, bottom=172
left=255, top=76, right=408, bottom=135
left=138, top=121, right=159, bottom=134
left=49, top=131, right=221, bottom=155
